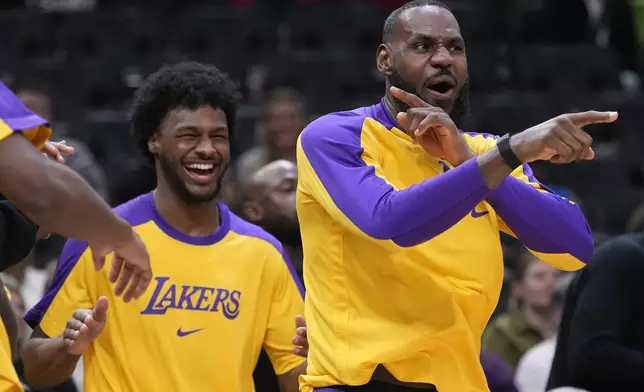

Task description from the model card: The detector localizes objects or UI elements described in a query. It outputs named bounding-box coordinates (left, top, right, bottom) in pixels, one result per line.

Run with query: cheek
left=214, top=141, right=231, bottom=161
left=455, top=59, right=468, bottom=82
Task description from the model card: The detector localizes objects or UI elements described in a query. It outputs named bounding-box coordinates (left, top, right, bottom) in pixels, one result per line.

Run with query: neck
left=283, top=243, right=300, bottom=263
left=153, top=184, right=221, bottom=237
left=268, top=147, right=295, bottom=163
left=522, top=305, right=557, bottom=338
left=383, top=89, right=402, bottom=124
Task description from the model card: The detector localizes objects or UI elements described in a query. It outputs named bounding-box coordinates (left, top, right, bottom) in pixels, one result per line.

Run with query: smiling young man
left=296, top=1, right=614, bottom=391
left=22, top=62, right=306, bottom=392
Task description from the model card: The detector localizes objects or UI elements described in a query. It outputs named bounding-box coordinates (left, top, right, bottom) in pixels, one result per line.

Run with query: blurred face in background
left=149, top=106, right=230, bottom=204
left=244, top=160, right=300, bottom=247
left=264, top=97, right=306, bottom=154
left=513, top=258, right=560, bottom=310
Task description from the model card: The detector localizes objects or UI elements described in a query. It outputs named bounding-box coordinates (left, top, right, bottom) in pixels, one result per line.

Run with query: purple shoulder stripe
left=300, top=103, right=491, bottom=247
left=228, top=212, right=305, bottom=298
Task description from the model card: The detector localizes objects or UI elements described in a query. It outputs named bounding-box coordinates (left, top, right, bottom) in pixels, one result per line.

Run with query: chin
left=181, top=184, right=220, bottom=204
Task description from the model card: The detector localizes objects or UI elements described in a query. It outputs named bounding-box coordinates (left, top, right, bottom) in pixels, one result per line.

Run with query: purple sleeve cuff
left=487, top=172, right=593, bottom=262
left=300, top=115, right=491, bottom=247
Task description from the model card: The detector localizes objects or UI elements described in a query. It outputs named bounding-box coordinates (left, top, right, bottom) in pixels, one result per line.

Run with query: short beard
left=389, top=71, right=471, bottom=131
left=157, top=153, right=226, bottom=205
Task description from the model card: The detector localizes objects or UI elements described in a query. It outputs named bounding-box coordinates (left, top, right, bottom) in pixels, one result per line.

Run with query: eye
left=449, top=44, right=464, bottom=53
left=414, top=43, right=429, bottom=51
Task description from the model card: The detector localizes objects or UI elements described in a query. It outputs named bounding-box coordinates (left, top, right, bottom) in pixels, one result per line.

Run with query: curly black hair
left=129, top=61, right=241, bottom=163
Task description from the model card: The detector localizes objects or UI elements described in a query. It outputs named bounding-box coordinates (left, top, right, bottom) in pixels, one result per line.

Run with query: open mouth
left=426, top=76, right=456, bottom=99
left=184, top=163, right=217, bottom=184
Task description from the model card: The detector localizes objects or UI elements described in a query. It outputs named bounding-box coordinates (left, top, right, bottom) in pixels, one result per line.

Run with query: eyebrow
left=408, top=33, right=464, bottom=44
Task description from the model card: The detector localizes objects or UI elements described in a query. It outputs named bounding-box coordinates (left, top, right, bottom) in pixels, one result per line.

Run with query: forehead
left=161, top=106, right=228, bottom=132
left=258, top=162, right=297, bottom=187
left=396, top=6, right=461, bottom=40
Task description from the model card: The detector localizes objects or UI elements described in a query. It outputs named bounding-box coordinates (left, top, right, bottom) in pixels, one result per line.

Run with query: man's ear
left=376, top=43, right=394, bottom=76
left=148, top=134, right=160, bottom=156
left=242, top=200, right=263, bottom=223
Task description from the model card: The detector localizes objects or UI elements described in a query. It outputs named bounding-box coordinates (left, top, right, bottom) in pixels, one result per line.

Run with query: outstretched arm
left=487, top=165, right=592, bottom=270
left=297, top=116, right=518, bottom=247
left=0, top=133, right=134, bottom=247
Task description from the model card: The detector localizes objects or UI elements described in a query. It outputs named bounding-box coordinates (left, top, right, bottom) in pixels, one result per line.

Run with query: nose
left=430, top=45, right=454, bottom=69
left=194, top=136, right=216, bottom=158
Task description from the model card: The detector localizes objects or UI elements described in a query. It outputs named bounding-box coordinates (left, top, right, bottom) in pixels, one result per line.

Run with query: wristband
left=496, top=133, right=523, bottom=170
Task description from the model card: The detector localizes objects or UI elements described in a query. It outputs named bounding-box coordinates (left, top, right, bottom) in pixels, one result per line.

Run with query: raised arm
left=0, top=132, right=134, bottom=249
left=472, top=110, right=617, bottom=270
left=297, top=113, right=514, bottom=247
left=487, top=163, right=592, bottom=270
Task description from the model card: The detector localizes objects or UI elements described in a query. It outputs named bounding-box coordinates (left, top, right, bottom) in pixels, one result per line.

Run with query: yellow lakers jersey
left=25, top=193, right=305, bottom=392
left=296, top=100, right=591, bottom=391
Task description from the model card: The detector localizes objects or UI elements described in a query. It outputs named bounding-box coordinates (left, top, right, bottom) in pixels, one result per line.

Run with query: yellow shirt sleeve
left=0, top=119, right=51, bottom=149
left=24, top=240, right=93, bottom=337
left=263, top=248, right=306, bottom=375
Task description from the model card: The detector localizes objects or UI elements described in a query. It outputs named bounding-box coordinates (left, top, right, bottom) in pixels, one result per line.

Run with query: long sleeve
left=486, top=164, right=592, bottom=270
left=297, top=113, right=492, bottom=247
left=565, top=237, right=644, bottom=391
left=462, top=130, right=592, bottom=270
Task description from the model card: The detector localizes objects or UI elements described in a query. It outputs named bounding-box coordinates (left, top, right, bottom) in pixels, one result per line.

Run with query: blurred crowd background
left=1, top=0, right=643, bottom=391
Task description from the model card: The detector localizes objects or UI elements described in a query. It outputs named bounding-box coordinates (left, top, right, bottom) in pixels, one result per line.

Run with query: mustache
left=426, top=69, right=457, bottom=85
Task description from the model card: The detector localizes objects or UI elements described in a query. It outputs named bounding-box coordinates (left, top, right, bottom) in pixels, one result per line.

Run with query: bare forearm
left=0, top=134, right=132, bottom=245
left=22, top=335, right=80, bottom=388
left=476, top=147, right=514, bottom=190
left=278, top=361, right=307, bottom=392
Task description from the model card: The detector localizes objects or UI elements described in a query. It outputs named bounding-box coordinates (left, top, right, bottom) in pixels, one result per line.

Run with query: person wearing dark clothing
left=547, top=234, right=644, bottom=391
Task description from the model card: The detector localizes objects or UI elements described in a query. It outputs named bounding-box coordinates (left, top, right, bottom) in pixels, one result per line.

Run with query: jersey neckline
left=144, top=192, right=231, bottom=246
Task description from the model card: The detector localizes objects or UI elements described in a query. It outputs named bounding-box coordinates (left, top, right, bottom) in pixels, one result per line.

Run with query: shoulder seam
left=229, top=228, right=284, bottom=256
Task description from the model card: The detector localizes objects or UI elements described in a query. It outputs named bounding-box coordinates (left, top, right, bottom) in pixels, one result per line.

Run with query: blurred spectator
left=236, top=88, right=307, bottom=184
left=513, top=273, right=575, bottom=392
left=482, top=250, right=561, bottom=370
left=15, top=84, right=109, bottom=202
left=239, top=159, right=301, bottom=277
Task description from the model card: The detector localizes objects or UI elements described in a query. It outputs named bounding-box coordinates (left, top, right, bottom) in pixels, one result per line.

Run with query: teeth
left=186, top=163, right=214, bottom=170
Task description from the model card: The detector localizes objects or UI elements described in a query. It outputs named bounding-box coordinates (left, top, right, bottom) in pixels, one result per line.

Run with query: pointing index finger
left=390, top=86, right=430, bottom=109
left=566, top=111, right=619, bottom=127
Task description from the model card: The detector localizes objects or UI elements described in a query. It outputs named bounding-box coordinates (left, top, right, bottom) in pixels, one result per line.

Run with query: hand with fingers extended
left=90, top=229, right=151, bottom=303
left=291, top=315, right=308, bottom=358
left=511, top=111, right=618, bottom=164
left=41, top=140, right=75, bottom=164
left=390, top=86, right=474, bottom=166
left=65, top=297, right=108, bottom=356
